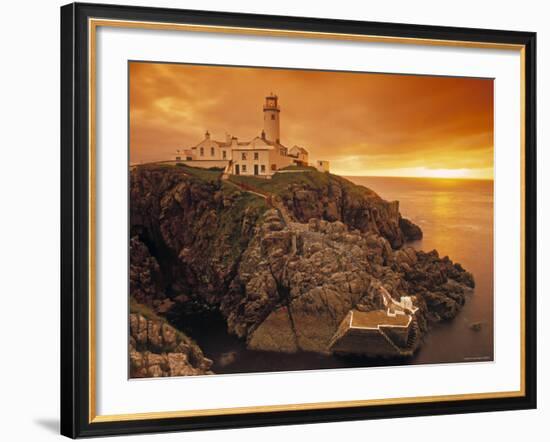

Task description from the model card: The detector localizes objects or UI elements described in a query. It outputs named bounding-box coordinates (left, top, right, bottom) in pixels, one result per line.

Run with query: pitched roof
left=190, top=133, right=288, bottom=150
left=291, top=145, right=309, bottom=154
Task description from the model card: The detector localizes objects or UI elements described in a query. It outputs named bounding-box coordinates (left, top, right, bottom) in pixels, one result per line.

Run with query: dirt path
left=223, top=179, right=267, bottom=200
left=225, top=177, right=311, bottom=240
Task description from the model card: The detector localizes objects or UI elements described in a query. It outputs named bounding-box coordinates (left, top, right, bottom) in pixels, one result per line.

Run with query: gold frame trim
left=88, top=18, right=527, bottom=424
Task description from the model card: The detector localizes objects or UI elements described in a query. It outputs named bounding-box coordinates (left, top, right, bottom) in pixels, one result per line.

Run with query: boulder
left=129, top=312, right=214, bottom=378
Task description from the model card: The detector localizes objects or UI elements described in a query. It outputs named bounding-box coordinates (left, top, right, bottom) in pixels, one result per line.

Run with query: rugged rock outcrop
left=222, top=209, right=473, bottom=353
left=402, top=250, right=474, bottom=322
left=129, top=167, right=421, bottom=303
left=129, top=312, right=213, bottom=377
left=129, top=165, right=474, bottom=366
left=130, top=166, right=266, bottom=303
left=399, top=216, right=423, bottom=241
left=279, top=175, right=421, bottom=247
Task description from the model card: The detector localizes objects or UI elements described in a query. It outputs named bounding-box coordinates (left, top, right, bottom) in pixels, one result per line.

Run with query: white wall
left=232, top=149, right=271, bottom=175
left=263, top=107, right=280, bottom=142
left=195, top=138, right=227, bottom=160
left=0, top=0, right=546, bottom=441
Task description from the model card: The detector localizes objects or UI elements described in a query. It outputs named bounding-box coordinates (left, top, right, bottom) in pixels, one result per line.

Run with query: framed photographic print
left=60, top=2, right=537, bottom=438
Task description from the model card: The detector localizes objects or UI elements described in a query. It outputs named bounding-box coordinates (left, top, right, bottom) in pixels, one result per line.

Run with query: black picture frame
left=61, top=2, right=537, bottom=438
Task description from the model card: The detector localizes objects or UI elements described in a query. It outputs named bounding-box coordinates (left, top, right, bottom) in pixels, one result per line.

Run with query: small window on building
left=254, top=152, right=259, bottom=160
left=200, top=147, right=204, bottom=156
left=261, top=165, right=266, bottom=173
left=211, top=147, right=215, bottom=156
left=242, top=165, right=247, bottom=172
left=175, top=156, right=181, bottom=161
left=271, top=164, right=277, bottom=171
left=222, top=150, right=227, bottom=159
left=242, top=153, right=247, bottom=160
left=271, top=114, right=275, bottom=120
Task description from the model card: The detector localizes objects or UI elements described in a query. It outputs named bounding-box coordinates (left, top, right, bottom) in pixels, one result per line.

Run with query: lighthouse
left=181, top=93, right=330, bottom=177
left=263, top=93, right=280, bottom=143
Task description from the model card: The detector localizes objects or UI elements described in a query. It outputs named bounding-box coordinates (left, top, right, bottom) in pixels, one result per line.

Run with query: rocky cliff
left=129, top=237, right=213, bottom=377
left=130, top=166, right=267, bottom=305
left=129, top=165, right=474, bottom=370
left=226, top=210, right=473, bottom=353
left=232, top=171, right=422, bottom=248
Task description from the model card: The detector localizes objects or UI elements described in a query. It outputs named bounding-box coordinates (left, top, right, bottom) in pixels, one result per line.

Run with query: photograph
left=128, top=62, right=494, bottom=378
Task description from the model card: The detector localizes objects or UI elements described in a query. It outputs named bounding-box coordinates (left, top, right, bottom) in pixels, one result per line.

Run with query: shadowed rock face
left=129, top=166, right=474, bottom=363
left=130, top=236, right=164, bottom=306
left=399, top=216, right=423, bottom=242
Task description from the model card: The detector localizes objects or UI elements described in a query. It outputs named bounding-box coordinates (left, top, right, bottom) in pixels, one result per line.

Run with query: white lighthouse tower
left=263, top=93, right=280, bottom=144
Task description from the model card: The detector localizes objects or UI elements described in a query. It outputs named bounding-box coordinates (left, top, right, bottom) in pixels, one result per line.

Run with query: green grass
left=229, top=171, right=325, bottom=195
left=175, top=163, right=223, bottom=181
left=279, top=164, right=317, bottom=172
left=228, top=168, right=377, bottom=200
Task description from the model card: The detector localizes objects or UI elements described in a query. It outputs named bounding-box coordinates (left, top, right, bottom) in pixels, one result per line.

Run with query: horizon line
left=129, top=161, right=494, bottom=181
left=337, top=174, right=494, bottom=181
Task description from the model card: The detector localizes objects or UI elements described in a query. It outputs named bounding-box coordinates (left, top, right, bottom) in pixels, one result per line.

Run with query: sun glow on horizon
left=332, top=166, right=494, bottom=181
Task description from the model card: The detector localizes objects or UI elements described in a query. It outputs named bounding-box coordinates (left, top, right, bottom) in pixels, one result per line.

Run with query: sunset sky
left=129, top=62, right=494, bottom=179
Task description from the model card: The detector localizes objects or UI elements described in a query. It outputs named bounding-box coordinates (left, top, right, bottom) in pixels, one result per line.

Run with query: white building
left=289, top=146, right=309, bottom=166
left=177, top=94, right=323, bottom=177
left=315, top=160, right=330, bottom=172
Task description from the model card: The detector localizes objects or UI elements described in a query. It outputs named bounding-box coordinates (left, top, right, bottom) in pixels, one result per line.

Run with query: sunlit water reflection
left=347, top=176, right=494, bottom=364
